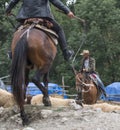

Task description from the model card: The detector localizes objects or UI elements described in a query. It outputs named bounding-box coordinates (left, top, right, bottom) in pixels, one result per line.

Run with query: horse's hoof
left=22, top=118, right=29, bottom=126
left=44, top=101, right=51, bottom=106
left=43, top=97, right=51, bottom=106
left=75, top=100, right=83, bottom=107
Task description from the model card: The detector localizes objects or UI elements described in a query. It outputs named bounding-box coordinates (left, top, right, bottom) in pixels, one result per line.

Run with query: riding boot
left=62, top=49, right=74, bottom=61
left=57, top=27, right=74, bottom=61
left=48, top=19, right=74, bottom=61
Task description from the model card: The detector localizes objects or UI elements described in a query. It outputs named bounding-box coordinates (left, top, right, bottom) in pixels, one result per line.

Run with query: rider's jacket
left=6, top=0, right=70, bottom=21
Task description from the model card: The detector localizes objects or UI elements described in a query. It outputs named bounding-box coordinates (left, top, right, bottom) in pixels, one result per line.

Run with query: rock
left=74, top=111, right=82, bottom=117
left=95, top=107, right=102, bottom=113
left=61, top=117, right=68, bottom=123
left=41, top=110, right=53, bottom=118
left=96, top=128, right=101, bottom=130
left=23, top=127, right=35, bottom=130
left=69, top=100, right=82, bottom=110
left=0, top=89, right=16, bottom=108
left=0, top=107, right=4, bottom=114
left=113, top=110, right=120, bottom=114
left=0, top=128, right=7, bottom=130
left=12, top=105, right=19, bottom=113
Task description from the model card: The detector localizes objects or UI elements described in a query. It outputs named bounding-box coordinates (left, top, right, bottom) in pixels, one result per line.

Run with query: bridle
left=76, top=73, right=94, bottom=93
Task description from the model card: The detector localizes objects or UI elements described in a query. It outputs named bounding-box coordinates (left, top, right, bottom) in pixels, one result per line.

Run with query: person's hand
left=67, top=11, right=75, bottom=18
left=83, top=69, right=89, bottom=72
left=83, top=69, right=86, bottom=72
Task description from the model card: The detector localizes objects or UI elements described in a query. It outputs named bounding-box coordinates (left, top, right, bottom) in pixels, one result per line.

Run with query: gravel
left=0, top=104, right=120, bottom=130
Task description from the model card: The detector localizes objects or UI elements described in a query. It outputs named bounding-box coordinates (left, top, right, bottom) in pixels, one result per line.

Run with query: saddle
left=89, top=74, right=98, bottom=86
left=17, top=18, right=58, bottom=45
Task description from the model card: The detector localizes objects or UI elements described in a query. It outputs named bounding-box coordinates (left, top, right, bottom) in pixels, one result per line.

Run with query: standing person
left=80, top=50, right=107, bottom=97
left=5, top=0, right=75, bottom=61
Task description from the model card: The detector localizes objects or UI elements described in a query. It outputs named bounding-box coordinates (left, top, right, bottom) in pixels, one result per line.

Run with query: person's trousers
left=94, top=74, right=106, bottom=93
left=48, top=19, right=68, bottom=51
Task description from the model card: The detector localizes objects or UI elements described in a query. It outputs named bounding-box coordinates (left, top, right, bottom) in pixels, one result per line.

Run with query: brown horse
left=75, top=72, right=101, bottom=105
left=11, top=23, right=57, bottom=125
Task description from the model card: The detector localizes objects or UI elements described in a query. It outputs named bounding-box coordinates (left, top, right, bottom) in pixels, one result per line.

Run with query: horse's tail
left=11, top=33, right=28, bottom=105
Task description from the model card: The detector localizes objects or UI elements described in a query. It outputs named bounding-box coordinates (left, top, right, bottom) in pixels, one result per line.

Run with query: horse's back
left=12, top=28, right=57, bottom=69
left=28, top=29, right=57, bottom=66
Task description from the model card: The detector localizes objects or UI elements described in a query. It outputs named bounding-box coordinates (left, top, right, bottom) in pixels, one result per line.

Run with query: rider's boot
left=63, top=48, right=74, bottom=61
left=58, top=32, right=74, bottom=61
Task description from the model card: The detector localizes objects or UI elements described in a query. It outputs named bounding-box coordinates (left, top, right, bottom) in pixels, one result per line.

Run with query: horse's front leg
left=32, top=70, right=51, bottom=106
left=75, top=87, right=83, bottom=107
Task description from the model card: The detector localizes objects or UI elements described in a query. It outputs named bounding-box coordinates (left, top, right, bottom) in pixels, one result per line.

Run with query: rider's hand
left=67, top=11, right=75, bottom=18
left=83, top=69, right=86, bottom=72
left=83, top=69, right=89, bottom=72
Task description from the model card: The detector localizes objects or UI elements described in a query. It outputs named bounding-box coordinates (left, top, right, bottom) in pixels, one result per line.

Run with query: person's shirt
left=80, top=57, right=96, bottom=73
left=84, top=58, right=89, bottom=71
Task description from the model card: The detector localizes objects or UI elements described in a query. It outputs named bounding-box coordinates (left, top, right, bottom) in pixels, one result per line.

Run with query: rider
left=80, top=50, right=107, bottom=97
left=5, top=0, right=75, bottom=61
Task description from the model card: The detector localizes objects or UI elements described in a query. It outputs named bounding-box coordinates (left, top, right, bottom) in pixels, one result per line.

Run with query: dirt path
left=0, top=103, right=120, bottom=130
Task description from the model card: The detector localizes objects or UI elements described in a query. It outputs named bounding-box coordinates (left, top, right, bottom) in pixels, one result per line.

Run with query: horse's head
left=75, top=72, right=83, bottom=92
left=75, top=72, right=91, bottom=92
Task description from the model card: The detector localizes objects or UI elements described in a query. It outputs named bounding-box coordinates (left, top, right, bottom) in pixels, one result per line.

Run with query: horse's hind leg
left=32, top=70, right=51, bottom=106
left=42, top=72, right=52, bottom=105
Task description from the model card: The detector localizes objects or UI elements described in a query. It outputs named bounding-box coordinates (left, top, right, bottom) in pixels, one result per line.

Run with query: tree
left=0, top=0, right=120, bottom=89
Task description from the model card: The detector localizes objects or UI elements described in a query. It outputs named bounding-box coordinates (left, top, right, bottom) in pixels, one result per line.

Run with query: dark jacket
left=6, top=0, right=70, bottom=21
left=80, top=57, right=96, bottom=73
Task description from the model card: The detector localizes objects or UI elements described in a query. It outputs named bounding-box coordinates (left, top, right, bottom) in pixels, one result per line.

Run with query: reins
left=69, top=11, right=87, bottom=71
left=76, top=73, right=94, bottom=93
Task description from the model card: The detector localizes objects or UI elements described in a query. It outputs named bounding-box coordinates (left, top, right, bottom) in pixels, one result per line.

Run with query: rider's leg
left=94, top=74, right=107, bottom=97
left=48, top=19, right=74, bottom=61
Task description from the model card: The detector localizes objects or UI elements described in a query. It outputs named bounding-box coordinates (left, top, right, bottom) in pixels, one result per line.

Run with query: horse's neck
left=85, top=78, right=92, bottom=84
left=83, top=73, right=91, bottom=83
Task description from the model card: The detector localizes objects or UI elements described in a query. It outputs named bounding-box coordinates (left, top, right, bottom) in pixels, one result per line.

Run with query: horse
left=75, top=72, right=101, bottom=105
left=11, top=19, right=57, bottom=125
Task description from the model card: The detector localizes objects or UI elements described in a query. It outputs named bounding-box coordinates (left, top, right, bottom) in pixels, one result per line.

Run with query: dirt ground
left=0, top=102, right=120, bottom=130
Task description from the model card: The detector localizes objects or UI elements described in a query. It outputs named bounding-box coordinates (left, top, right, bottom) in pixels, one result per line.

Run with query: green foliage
left=0, top=0, right=13, bottom=78
left=0, top=0, right=120, bottom=91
